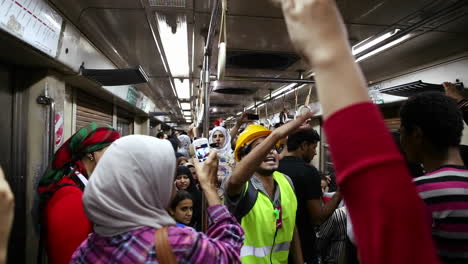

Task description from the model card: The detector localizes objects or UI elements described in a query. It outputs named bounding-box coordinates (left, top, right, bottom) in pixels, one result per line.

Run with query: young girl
left=169, top=191, right=194, bottom=228
left=175, top=166, right=202, bottom=230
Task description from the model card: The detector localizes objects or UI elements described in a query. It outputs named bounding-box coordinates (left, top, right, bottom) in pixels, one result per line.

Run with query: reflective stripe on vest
left=240, top=171, right=297, bottom=264
left=241, top=241, right=291, bottom=258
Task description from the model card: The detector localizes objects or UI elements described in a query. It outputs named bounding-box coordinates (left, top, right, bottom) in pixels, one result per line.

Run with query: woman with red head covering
left=37, top=122, right=120, bottom=264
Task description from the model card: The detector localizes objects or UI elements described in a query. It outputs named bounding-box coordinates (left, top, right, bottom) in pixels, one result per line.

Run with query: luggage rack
left=379, top=80, right=464, bottom=97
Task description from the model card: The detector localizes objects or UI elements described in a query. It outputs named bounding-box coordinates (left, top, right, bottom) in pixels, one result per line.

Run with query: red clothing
left=44, top=178, right=92, bottom=264
left=323, top=102, right=440, bottom=264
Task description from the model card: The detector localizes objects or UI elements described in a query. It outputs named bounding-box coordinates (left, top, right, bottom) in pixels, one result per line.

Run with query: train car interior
left=1, top=0, right=468, bottom=263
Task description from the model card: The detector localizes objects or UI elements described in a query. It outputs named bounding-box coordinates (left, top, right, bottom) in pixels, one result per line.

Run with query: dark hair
left=156, top=132, right=165, bottom=139
left=176, top=166, right=198, bottom=193
left=400, top=92, right=463, bottom=151
left=170, top=190, right=193, bottom=210
left=287, top=128, right=321, bottom=151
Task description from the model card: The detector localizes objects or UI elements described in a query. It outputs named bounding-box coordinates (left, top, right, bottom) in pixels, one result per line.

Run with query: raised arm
left=0, top=167, right=14, bottom=264
left=229, top=113, right=249, bottom=146
left=226, top=114, right=313, bottom=196
left=280, top=1, right=440, bottom=264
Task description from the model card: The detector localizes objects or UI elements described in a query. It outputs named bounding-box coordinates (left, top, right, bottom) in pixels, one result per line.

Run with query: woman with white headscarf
left=209, top=127, right=235, bottom=198
left=177, top=134, right=191, bottom=158
left=69, top=135, right=243, bottom=263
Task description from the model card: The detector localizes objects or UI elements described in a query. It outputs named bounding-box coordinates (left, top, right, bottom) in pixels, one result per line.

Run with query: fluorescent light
left=268, top=83, right=297, bottom=99
left=181, top=103, right=191, bottom=110
left=257, top=103, right=265, bottom=108
left=356, top=34, right=412, bottom=62
left=156, top=13, right=189, bottom=78
left=174, top=79, right=190, bottom=99
left=352, top=29, right=401, bottom=55
left=237, top=112, right=242, bottom=115
left=246, top=104, right=255, bottom=110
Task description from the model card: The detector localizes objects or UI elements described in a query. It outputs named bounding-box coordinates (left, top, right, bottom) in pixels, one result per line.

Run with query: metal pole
left=203, top=56, right=211, bottom=137
left=212, top=75, right=315, bottom=84
left=205, top=0, right=221, bottom=56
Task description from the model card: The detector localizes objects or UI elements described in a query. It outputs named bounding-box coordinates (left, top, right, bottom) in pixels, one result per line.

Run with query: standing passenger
left=169, top=190, right=194, bottom=228
left=175, top=166, right=202, bottom=230
left=70, top=135, right=244, bottom=263
left=224, top=119, right=312, bottom=264
left=37, top=123, right=120, bottom=264
left=278, top=128, right=343, bottom=263
left=210, top=126, right=235, bottom=199
left=278, top=0, right=439, bottom=263
left=178, top=134, right=191, bottom=158
left=400, top=92, right=468, bottom=263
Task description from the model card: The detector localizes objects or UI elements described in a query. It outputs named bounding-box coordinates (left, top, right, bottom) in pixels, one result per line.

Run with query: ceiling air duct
left=81, top=65, right=149, bottom=86
left=226, top=50, right=300, bottom=70
left=380, top=80, right=464, bottom=97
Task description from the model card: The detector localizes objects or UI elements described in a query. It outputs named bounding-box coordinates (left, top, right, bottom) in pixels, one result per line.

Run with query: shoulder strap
left=233, top=180, right=258, bottom=223
left=154, top=227, right=177, bottom=264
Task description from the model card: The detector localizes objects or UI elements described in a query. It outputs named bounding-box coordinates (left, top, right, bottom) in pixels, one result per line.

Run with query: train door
left=75, top=89, right=113, bottom=130
left=0, top=64, right=28, bottom=263
left=116, top=108, right=134, bottom=136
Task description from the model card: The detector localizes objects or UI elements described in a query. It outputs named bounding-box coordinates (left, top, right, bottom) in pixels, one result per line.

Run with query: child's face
left=171, top=199, right=193, bottom=225
left=175, top=174, right=190, bottom=190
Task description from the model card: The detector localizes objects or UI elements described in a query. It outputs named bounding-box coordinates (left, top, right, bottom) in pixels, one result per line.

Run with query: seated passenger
left=0, top=166, right=14, bottom=264
left=37, top=123, right=120, bottom=264
left=400, top=92, right=468, bottom=263
left=70, top=135, right=243, bottom=263
left=169, top=190, right=194, bottom=228
left=224, top=119, right=313, bottom=264
left=175, top=166, right=202, bottom=230
left=279, top=0, right=439, bottom=263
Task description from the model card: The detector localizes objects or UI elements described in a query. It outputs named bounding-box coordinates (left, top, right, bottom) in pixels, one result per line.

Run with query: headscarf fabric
left=83, top=135, right=176, bottom=236
left=38, top=123, right=120, bottom=201
left=209, top=126, right=232, bottom=155
left=177, top=135, right=191, bottom=158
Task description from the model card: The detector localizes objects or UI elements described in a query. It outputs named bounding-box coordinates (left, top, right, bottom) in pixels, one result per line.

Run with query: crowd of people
left=0, top=0, right=467, bottom=264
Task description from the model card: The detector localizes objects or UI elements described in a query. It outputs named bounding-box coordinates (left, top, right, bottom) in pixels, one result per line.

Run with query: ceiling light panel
left=181, top=102, right=191, bottom=110
left=356, top=34, right=412, bottom=62
left=174, top=78, right=190, bottom=99
left=352, top=29, right=401, bottom=56
left=156, top=13, right=190, bottom=78
left=149, top=0, right=186, bottom=8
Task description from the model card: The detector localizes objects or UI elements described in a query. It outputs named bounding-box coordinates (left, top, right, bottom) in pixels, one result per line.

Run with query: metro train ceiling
left=47, top=0, right=468, bottom=125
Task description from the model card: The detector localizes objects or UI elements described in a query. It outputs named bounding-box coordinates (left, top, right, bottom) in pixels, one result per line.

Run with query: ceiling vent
left=149, top=0, right=186, bottom=7
left=379, top=80, right=464, bottom=97
left=226, top=50, right=300, bottom=70
left=211, top=102, right=240, bottom=108
left=213, top=87, right=256, bottom=95
left=81, top=65, right=149, bottom=86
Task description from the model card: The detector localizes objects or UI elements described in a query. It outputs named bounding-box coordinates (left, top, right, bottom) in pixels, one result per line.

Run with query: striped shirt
left=69, top=205, right=244, bottom=263
left=413, top=166, right=468, bottom=263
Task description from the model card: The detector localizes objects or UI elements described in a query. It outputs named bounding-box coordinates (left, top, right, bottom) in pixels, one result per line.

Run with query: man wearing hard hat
left=223, top=114, right=312, bottom=264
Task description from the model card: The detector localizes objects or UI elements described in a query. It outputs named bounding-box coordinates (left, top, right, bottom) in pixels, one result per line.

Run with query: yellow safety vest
left=240, top=171, right=297, bottom=264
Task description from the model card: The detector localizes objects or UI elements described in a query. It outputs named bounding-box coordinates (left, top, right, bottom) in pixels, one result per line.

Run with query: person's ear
left=86, top=153, right=94, bottom=161
left=168, top=208, right=174, bottom=216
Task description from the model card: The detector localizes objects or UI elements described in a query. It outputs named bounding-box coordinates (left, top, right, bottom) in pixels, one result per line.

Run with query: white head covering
left=177, top=135, right=191, bottom=158
left=83, top=135, right=176, bottom=237
left=209, top=126, right=232, bottom=155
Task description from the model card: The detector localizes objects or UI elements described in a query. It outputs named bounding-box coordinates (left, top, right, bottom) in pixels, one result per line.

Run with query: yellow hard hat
left=234, top=124, right=272, bottom=162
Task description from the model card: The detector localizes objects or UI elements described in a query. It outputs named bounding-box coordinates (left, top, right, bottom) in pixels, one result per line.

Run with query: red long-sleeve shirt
left=323, top=102, right=440, bottom=264
left=44, top=180, right=92, bottom=264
